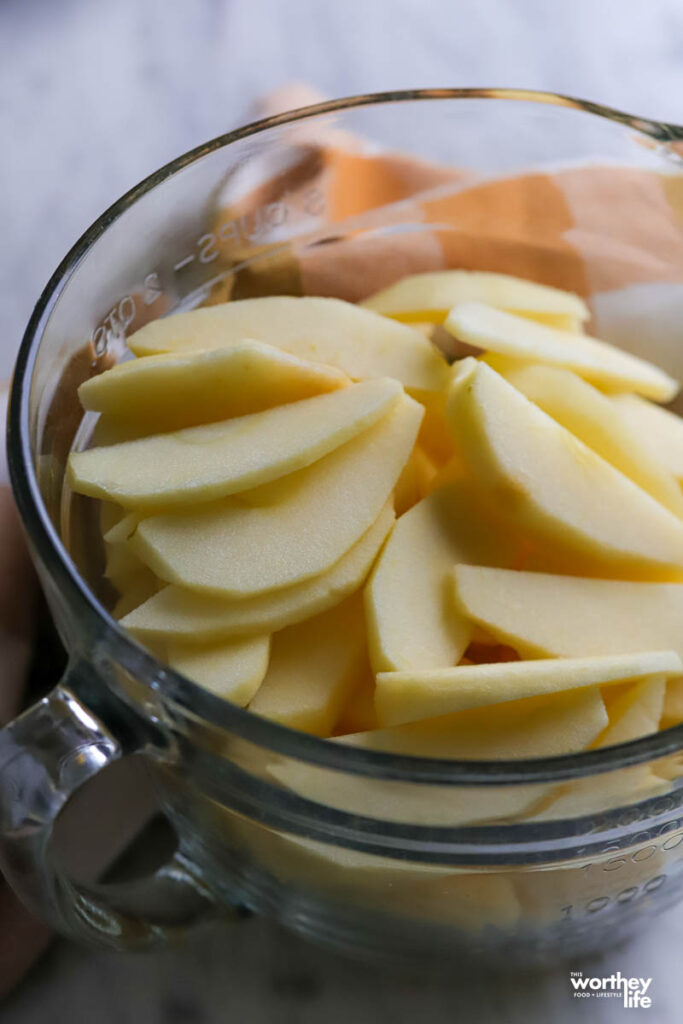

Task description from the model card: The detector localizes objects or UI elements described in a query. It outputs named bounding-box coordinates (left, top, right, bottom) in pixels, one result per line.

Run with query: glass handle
left=0, top=670, right=218, bottom=949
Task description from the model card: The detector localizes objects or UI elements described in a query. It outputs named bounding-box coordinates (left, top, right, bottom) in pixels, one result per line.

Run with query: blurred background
left=2, top=1, right=683, bottom=1021
left=2, top=0, right=683, bottom=378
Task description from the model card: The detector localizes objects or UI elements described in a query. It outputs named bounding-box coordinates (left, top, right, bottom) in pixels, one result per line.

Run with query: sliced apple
left=270, top=689, right=608, bottom=826
left=502, top=364, right=683, bottom=517
left=445, top=303, right=678, bottom=401
left=127, top=297, right=449, bottom=393
left=104, top=539, right=148, bottom=593
left=446, top=359, right=683, bottom=579
left=613, top=393, right=683, bottom=481
left=365, top=482, right=521, bottom=673
left=131, top=395, right=421, bottom=596
left=528, top=676, right=668, bottom=821
left=249, top=595, right=367, bottom=735
left=662, top=678, right=683, bottom=728
left=79, top=339, right=349, bottom=431
left=362, top=271, right=589, bottom=327
left=333, top=664, right=378, bottom=734
left=69, top=378, right=402, bottom=508
left=112, top=569, right=160, bottom=621
left=595, top=675, right=666, bottom=747
left=167, top=635, right=270, bottom=706
left=454, top=566, right=683, bottom=660
left=374, top=651, right=680, bottom=727
left=120, top=503, right=394, bottom=642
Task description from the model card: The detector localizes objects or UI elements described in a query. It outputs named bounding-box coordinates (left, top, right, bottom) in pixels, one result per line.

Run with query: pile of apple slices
left=68, top=275, right=683, bottom=777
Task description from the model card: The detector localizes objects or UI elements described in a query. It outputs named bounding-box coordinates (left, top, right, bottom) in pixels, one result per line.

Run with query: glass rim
left=9, top=86, right=683, bottom=788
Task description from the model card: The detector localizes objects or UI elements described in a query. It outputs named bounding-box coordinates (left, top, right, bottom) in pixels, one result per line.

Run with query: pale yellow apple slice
left=613, top=393, right=683, bottom=480
left=365, top=481, right=521, bottom=673
left=445, top=303, right=678, bottom=401
left=79, top=339, right=349, bottom=432
left=503, top=364, right=683, bottom=517
left=527, top=676, right=668, bottom=821
left=167, top=635, right=270, bottom=706
left=69, top=378, right=402, bottom=508
left=104, top=539, right=148, bottom=593
left=233, top=820, right=520, bottom=929
left=112, top=570, right=160, bottom=621
left=662, top=678, right=683, bottom=728
left=374, top=651, right=680, bottom=727
left=454, top=566, right=683, bottom=660
left=249, top=595, right=367, bottom=736
left=131, top=395, right=422, bottom=596
left=446, top=359, right=683, bottom=579
left=127, top=297, right=449, bottom=393
left=595, top=675, right=666, bottom=747
left=120, top=503, right=393, bottom=642
left=362, top=270, right=589, bottom=328
left=270, top=689, right=608, bottom=826
left=333, top=664, right=378, bottom=735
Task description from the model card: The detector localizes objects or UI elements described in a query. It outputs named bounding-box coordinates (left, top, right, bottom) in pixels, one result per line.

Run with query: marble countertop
left=2, top=0, right=683, bottom=1020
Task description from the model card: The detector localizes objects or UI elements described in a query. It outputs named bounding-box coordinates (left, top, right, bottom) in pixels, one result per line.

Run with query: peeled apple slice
left=127, top=297, right=449, bottom=393
left=374, top=651, right=681, bottom=727
left=131, top=395, right=421, bottom=596
left=79, top=339, right=348, bottom=431
left=120, top=503, right=394, bottom=642
left=662, top=679, right=683, bottom=728
left=270, top=689, right=608, bottom=826
left=446, top=359, right=683, bottom=579
left=167, top=635, right=270, bottom=706
left=502, top=364, right=683, bottom=518
left=445, top=303, right=678, bottom=401
left=613, top=393, right=683, bottom=481
left=69, top=378, right=402, bottom=508
left=594, top=675, right=666, bottom=748
left=528, top=676, right=668, bottom=821
left=363, top=270, right=589, bottom=327
left=454, top=566, right=683, bottom=661
left=249, top=595, right=367, bottom=736
left=365, top=481, right=521, bottom=673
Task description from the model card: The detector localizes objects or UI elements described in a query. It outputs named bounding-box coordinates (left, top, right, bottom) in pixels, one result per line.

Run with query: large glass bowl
left=2, top=89, right=683, bottom=969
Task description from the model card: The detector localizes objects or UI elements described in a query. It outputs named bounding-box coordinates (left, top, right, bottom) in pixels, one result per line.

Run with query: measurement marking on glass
left=143, top=272, right=163, bottom=305
left=173, top=254, right=196, bottom=271
left=88, top=186, right=326, bottom=353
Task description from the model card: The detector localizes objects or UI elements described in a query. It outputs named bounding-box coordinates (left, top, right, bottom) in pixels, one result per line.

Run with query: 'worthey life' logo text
left=570, top=971, right=652, bottom=1009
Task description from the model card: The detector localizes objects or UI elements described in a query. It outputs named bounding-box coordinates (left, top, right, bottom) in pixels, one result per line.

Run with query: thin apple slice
left=503, top=364, right=683, bottom=517
left=333, top=663, right=378, bottom=735
left=374, top=651, right=681, bottom=727
left=662, top=679, right=683, bottom=728
left=613, top=393, right=683, bottom=481
left=127, top=297, right=449, bottom=393
left=249, top=595, right=367, bottom=736
left=362, top=271, right=589, bottom=327
left=120, top=503, right=394, bottom=642
left=69, top=378, right=402, bottom=508
left=594, top=675, right=666, bottom=747
left=445, top=303, right=678, bottom=401
left=131, top=395, right=421, bottom=596
left=79, top=339, right=348, bottom=431
left=528, top=676, right=668, bottom=821
left=446, top=359, right=683, bottom=579
left=112, top=570, right=160, bottom=621
left=270, top=689, right=608, bottom=826
left=365, top=482, right=521, bottom=673
left=168, top=635, right=270, bottom=706
left=454, top=566, right=683, bottom=660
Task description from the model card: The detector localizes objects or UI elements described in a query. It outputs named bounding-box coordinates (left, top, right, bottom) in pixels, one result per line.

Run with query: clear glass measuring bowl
left=2, top=89, right=683, bottom=969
